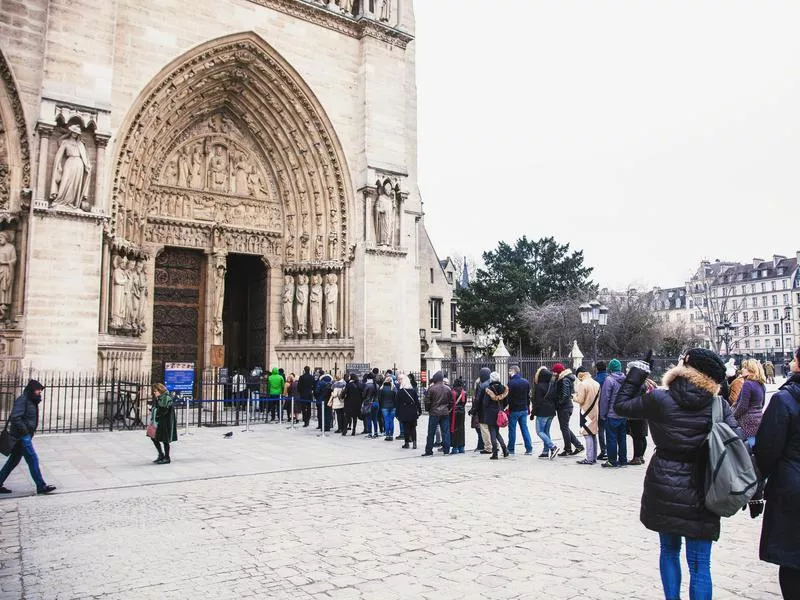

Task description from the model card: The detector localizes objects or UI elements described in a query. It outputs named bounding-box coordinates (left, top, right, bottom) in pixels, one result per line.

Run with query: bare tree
left=449, top=253, right=481, bottom=288
left=687, top=264, right=751, bottom=354
left=600, top=289, right=665, bottom=357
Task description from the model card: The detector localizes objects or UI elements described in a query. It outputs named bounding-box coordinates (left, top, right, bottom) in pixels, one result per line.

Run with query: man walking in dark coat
left=297, top=366, right=315, bottom=427
left=422, top=371, right=452, bottom=456
left=0, top=380, right=56, bottom=495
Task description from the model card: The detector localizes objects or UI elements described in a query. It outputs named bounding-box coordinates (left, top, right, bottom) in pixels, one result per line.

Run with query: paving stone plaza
left=0, top=411, right=782, bottom=600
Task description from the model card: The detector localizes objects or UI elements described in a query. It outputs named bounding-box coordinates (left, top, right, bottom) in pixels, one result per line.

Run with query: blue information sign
left=164, top=362, right=195, bottom=403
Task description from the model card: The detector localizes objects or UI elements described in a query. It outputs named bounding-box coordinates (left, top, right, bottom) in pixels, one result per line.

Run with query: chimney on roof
left=753, top=258, right=764, bottom=269
left=797, top=250, right=800, bottom=264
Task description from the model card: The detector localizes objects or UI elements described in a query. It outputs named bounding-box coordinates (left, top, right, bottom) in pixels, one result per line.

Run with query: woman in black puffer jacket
left=615, top=348, right=744, bottom=600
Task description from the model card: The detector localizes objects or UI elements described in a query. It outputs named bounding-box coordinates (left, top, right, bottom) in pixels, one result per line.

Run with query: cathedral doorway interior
left=223, top=254, right=267, bottom=372
left=151, top=247, right=206, bottom=380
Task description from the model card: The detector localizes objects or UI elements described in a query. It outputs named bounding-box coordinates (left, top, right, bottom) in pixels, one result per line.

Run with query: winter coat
left=363, top=380, right=378, bottom=405
left=297, top=372, right=315, bottom=399
left=396, top=387, right=421, bottom=423
left=329, top=380, right=346, bottom=410
left=756, top=373, right=800, bottom=569
left=599, top=371, right=625, bottom=420
left=267, top=368, right=284, bottom=397
left=506, top=374, right=531, bottom=413
left=574, top=373, right=601, bottom=436
left=470, top=368, right=491, bottom=424
left=425, top=382, right=453, bottom=417
left=764, top=362, right=775, bottom=378
left=733, top=379, right=765, bottom=439
left=555, top=370, right=576, bottom=411
left=8, top=381, right=43, bottom=439
left=728, top=376, right=744, bottom=406
left=532, top=368, right=556, bottom=417
left=594, top=371, right=609, bottom=392
left=344, top=381, right=364, bottom=418
left=378, top=383, right=396, bottom=409
left=481, top=382, right=508, bottom=425
left=615, top=364, right=744, bottom=541
left=152, top=392, right=178, bottom=444
left=315, top=375, right=333, bottom=403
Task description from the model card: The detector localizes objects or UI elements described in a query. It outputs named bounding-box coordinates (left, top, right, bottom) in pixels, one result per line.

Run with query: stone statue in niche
left=164, top=160, right=179, bottom=187
left=338, top=0, right=354, bottom=15
left=282, top=275, right=295, bottom=336
left=247, top=166, right=265, bottom=199
left=134, top=260, right=148, bottom=334
left=189, top=144, right=204, bottom=189
left=110, top=255, right=129, bottom=330
left=207, top=145, right=229, bottom=193
left=374, top=180, right=395, bottom=246
left=123, top=259, right=138, bottom=330
left=0, top=233, right=16, bottom=319
left=177, top=148, right=190, bottom=188
left=324, top=273, right=339, bottom=335
left=379, top=0, right=392, bottom=22
left=233, top=152, right=249, bottom=196
left=295, top=274, right=309, bottom=335
left=212, top=253, right=226, bottom=343
left=50, top=124, right=92, bottom=210
left=309, top=274, right=323, bottom=335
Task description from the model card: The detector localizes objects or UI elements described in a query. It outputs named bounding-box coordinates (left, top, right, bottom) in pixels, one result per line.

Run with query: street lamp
left=580, top=299, right=609, bottom=365
left=780, top=306, right=792, bottom=361
left=716, top=321, right=734, bottom=356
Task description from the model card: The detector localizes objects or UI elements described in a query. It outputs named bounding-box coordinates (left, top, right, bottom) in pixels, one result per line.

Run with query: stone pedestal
left=23, top=205, right=103, bottom=371
left=493, top=338, right=510, bottom=384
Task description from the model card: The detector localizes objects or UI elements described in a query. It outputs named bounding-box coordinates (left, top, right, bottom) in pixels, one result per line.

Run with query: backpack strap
left=711, top=395, right=723, bottom=424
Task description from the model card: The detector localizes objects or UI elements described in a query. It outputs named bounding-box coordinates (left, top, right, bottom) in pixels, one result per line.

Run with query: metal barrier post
left=279, top=396, right=283, bottom=425
left=243, top=393, right=252, bottom=432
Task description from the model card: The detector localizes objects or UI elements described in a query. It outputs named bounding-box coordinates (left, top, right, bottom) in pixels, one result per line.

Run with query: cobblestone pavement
left=0, top=415, right=782, bottom=600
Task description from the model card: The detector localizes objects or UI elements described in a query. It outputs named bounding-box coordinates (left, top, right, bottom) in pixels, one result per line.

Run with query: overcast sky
left=415, top=1, right=799, bottom=291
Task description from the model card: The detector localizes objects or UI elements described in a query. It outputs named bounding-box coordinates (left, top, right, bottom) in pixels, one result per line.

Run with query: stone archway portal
left=106, top=32, right=356, bottom=374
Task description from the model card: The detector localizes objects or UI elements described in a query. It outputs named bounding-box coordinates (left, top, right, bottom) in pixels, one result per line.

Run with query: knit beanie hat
left=575, top=366, right=587, bottom=375
left=684, top=348, right=727, bottom=384
left=608, top=359, right=622, bottom=373
left=551, top=363, right=565, bottom=374
left=489, top=371, right=501, bottom=383
left=431, top=371, right=444, bottom=384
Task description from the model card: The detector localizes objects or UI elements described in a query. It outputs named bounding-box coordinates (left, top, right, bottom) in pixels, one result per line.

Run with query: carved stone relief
left=50, top=124, right=92, bottom=210
left=0, top=231, right=16, bottom=319
left=282, top=267, right=342, bottom=340
left=109, top=250, right=148, bottom=336
left=211, top=252, right=226, bottom=345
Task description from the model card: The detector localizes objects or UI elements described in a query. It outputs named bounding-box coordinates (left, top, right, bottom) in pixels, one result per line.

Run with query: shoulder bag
left=0, top=418, right=15, bottom=456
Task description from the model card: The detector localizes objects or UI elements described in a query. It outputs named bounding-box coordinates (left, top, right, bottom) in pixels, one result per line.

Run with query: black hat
left=576, top=366, right=587, bottom=375
left=685, top=348, right=726, bottom=384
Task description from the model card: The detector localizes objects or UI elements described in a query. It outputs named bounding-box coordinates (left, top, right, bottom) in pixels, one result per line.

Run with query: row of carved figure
left=308, top=0, right=392, bottom=21
left=283, top=272, right=339, bottom=337
left=110, top=254, right=148, bottom=335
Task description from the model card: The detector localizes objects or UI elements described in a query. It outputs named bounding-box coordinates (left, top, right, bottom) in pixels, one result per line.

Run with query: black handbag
left=0, top=419, right=15, bottom=456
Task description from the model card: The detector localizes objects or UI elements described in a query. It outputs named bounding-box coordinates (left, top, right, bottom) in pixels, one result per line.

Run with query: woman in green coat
left=150, top=383, right=178, bottom=464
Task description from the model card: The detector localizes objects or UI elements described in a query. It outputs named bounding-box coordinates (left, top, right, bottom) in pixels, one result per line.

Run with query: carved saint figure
left=379, top=0, right=392, bottom=21
left=338, top=0, right=354, bottom=14
left=233, top=152, right=249, bottom=196
left=282, top=275, right=295, bottom=336
left=110, top=255, right=129, bottom=330
left=207, top=146, right=229, bottom=193
left=309, top=274, right=323, bottom=335
left=50, top=124, right=91, bottom=209
left=189, top=144, right=204, bottom=189
left=324, top=273, right=339, bottom=335
left=164, top=160, right=178, bottom=187
left=177, top=148, right=190, bottom=188
left=374, top=181, right=395, bottom=246
left=212, top=253, right=226, bottom=343
left=0, top=233, right=16, bottom=318
left=123, top=258, right=138, bottom=330
left=295, top=274, right=309, bottom=335
left=135, top=260, right=148, bottom=334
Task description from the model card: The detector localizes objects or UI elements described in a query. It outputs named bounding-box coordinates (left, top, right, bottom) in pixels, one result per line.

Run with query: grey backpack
left=704, top=396, right=759, bottom=517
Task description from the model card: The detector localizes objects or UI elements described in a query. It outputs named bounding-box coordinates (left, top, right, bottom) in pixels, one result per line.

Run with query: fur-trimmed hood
left=662, top=364, right=720, bottom=410
left=486, top=384, right=509, bottom=402
left=557, top=368, right=574, bottom=381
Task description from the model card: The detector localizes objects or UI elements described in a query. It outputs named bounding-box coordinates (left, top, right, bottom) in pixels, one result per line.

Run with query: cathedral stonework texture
left=0, top=0, right=421, bottom=376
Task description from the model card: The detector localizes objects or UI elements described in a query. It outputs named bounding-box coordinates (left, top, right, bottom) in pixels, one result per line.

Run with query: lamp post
left=579, top=299, right=609, bottom=365
left=715, top=321, right=734, bottom=356
left=780, top=306, right=791, bottom=361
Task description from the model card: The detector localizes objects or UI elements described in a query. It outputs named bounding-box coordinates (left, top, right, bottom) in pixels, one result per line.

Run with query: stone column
left=34, top=124, right=52, bottom=204
left=493, top=338, right=511, bottom=384
left=93, top=134, right=109, bottom=212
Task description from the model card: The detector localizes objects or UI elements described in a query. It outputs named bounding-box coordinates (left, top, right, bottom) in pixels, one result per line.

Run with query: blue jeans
left=381, top=408, right=396, bottom=437
left=659, top=533, right=712, bottom=600
left=508, top=411, right=532, bottom=453
left=0, top=434, right=47, bottom=491
left=425, top=415, right=451, bottom=454
left=367, top=405, right=380, bottom=435
left=605, top=417, right=628, bottom=465
left=536, top=416, right=555, bottom=450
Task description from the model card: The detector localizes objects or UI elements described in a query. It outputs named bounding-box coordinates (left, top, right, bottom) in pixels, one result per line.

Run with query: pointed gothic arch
left=0, top=48, right=31, bottom=217
left=109, top=31, right=354, bottom=264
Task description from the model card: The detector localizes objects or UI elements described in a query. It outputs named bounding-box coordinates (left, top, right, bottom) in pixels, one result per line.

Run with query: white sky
left=415, top=1, right=800, bottom=290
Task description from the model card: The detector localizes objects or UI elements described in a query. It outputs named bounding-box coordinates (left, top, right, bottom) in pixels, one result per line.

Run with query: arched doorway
left=105, top=33, right=355, bottom=378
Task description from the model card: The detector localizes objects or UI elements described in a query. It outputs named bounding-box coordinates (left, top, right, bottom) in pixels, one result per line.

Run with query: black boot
left=490, top=452, right=499, bottom=460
